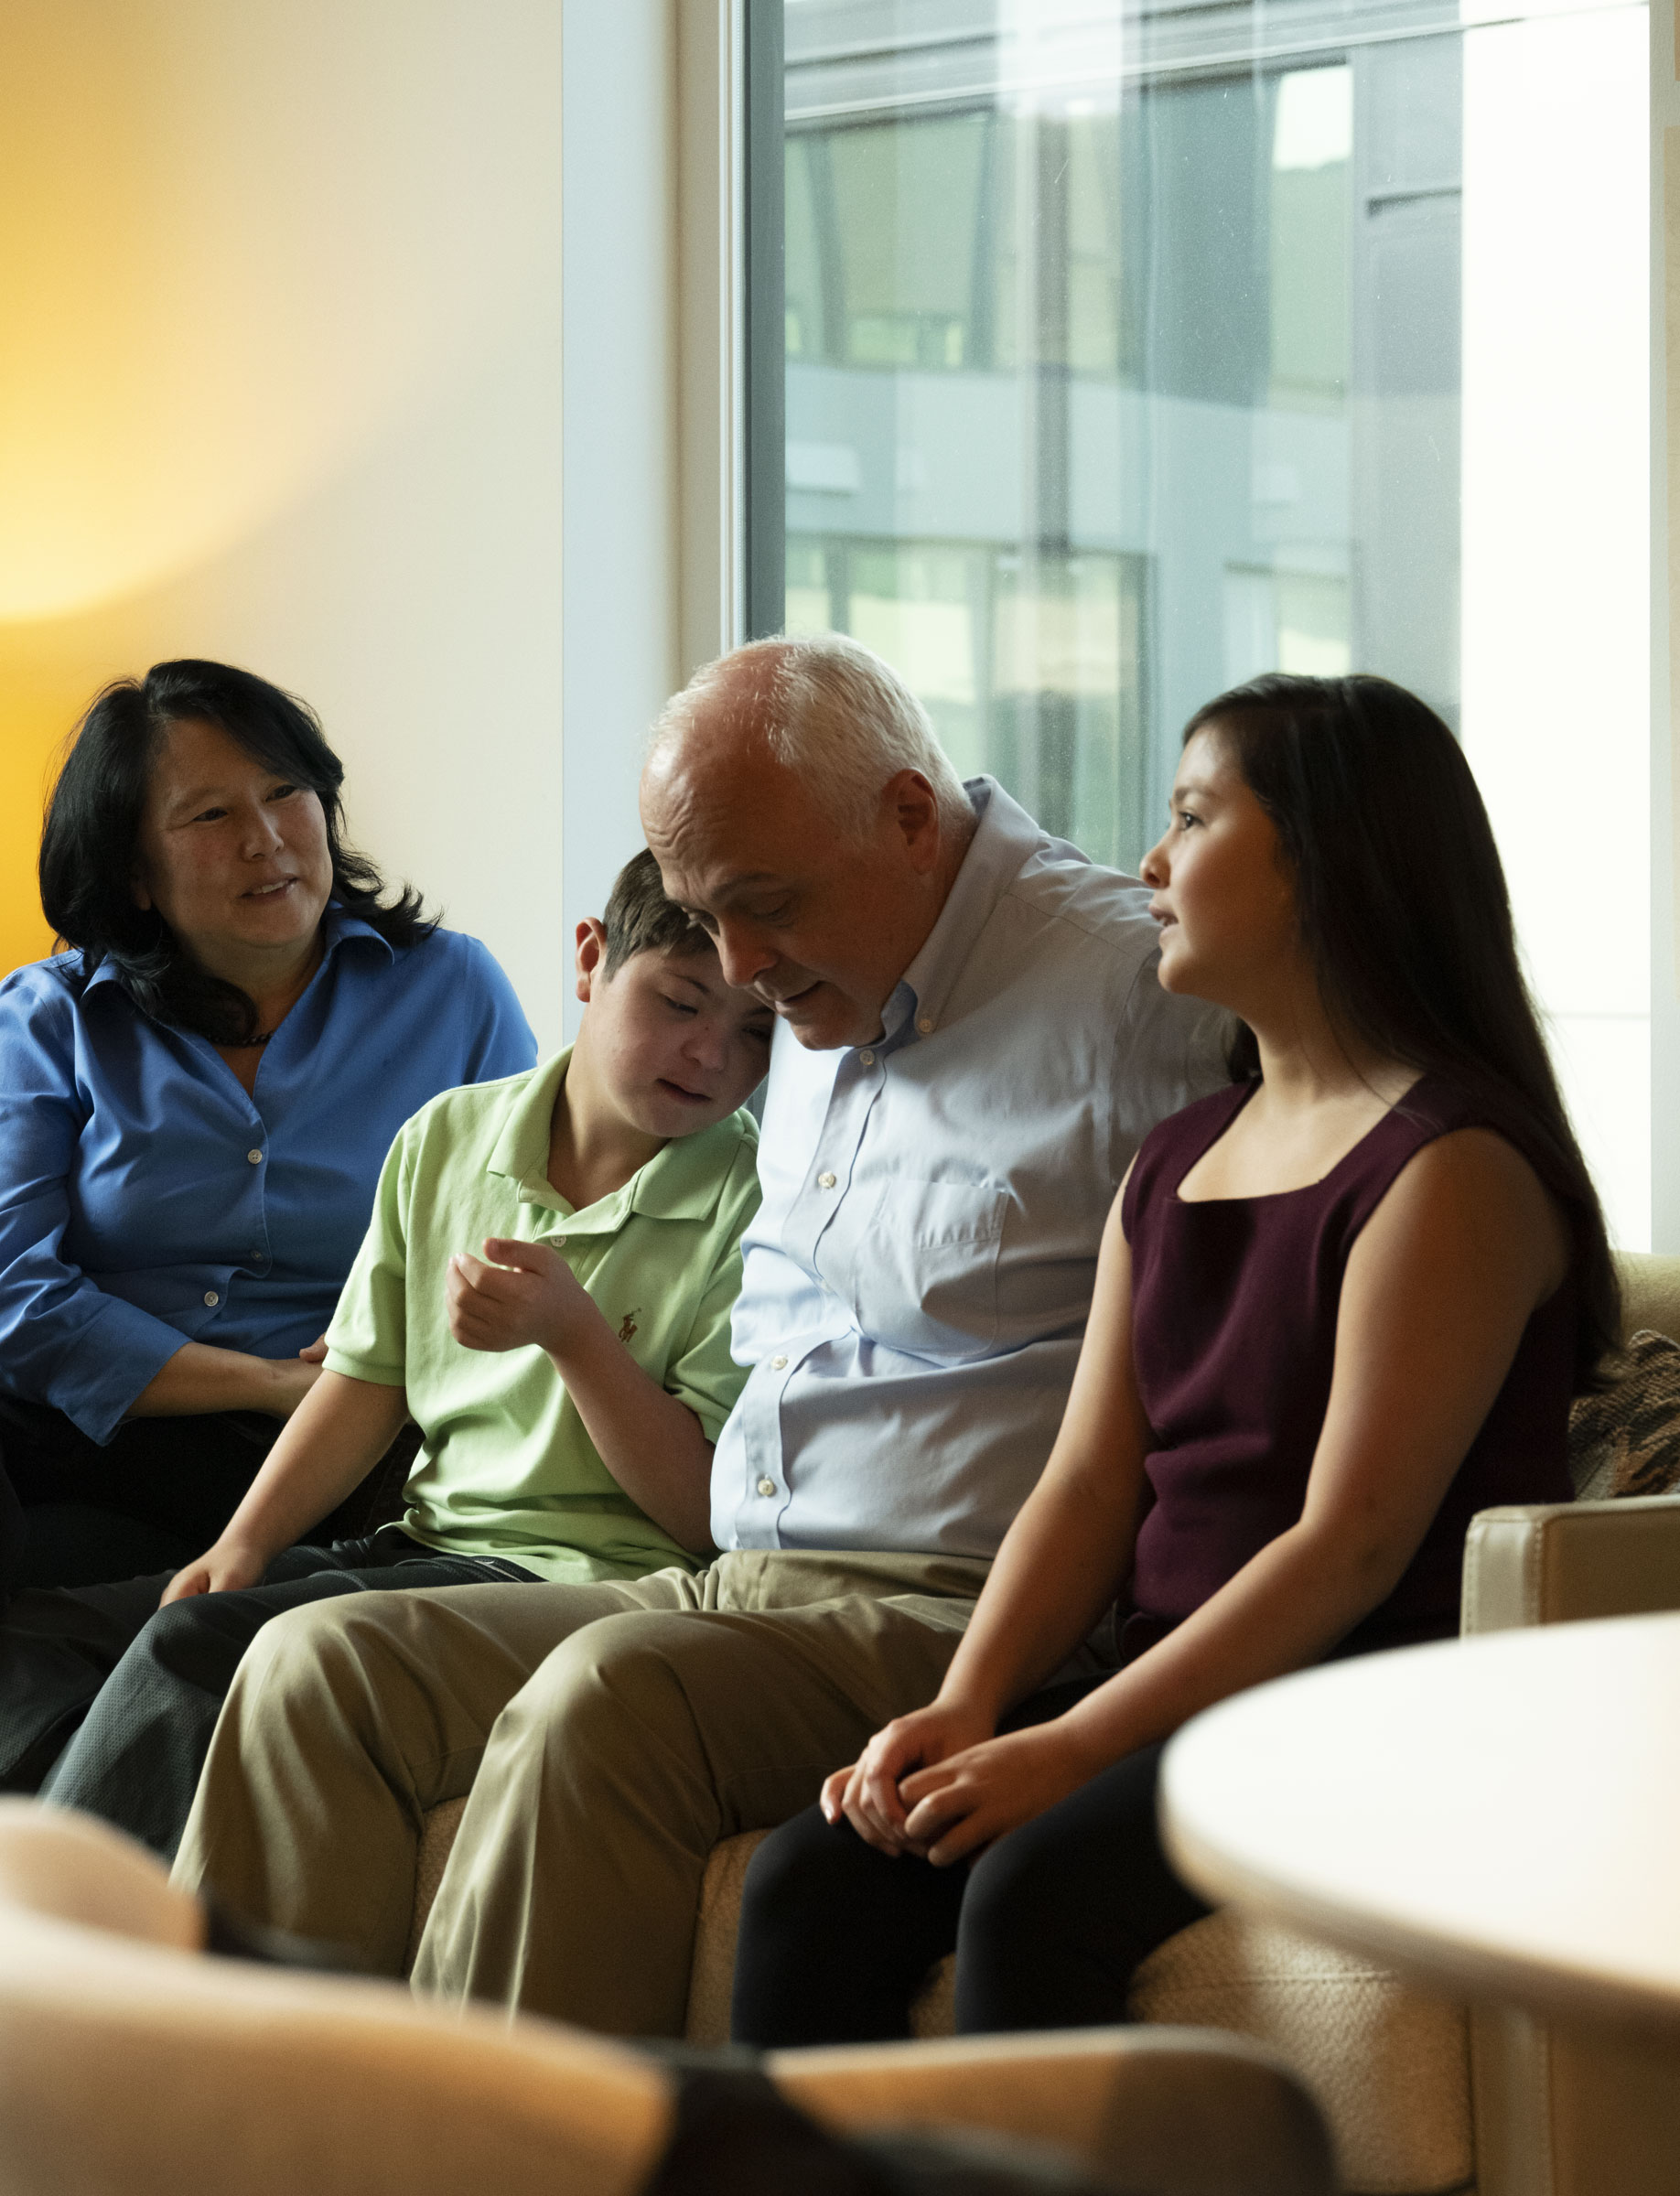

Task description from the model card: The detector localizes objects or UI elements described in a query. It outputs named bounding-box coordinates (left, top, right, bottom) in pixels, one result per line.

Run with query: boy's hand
left=448, top=1237, right=596, bottom=1361
left=162, top=1539, right=268, bottom=1604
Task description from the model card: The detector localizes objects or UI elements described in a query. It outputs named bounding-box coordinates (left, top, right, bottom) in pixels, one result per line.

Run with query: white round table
left=1159, top=1610, right=1680, bottom=2046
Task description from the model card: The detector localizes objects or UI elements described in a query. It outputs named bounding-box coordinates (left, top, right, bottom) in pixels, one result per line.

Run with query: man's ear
left=888, top=770, right=942, bottom=873
left=574, top=918, right=608, bottom=1005
left=130, top=866, right=153, bottom=912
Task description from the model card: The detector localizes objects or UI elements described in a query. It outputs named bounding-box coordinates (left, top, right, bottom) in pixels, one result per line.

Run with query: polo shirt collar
left=487, top=1048, right=738, bottom=1230
left=880, top=776, right=1044, bottom=1048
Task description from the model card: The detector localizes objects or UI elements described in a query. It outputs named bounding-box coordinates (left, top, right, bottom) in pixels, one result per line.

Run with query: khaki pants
left=172, top=1550, right=1050, bottom=2037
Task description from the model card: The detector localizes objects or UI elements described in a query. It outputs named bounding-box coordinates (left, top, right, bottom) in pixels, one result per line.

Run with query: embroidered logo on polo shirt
left=618, top=1308, right=641, bottom=1344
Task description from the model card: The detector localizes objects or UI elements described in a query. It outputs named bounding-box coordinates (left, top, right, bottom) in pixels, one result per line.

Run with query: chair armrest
left=1462, top=1497, right=1680, bottom=1633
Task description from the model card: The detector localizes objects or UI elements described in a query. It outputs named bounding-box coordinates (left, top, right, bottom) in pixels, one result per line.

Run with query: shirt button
left=859, top=1050, right=875, bottom=1067
left=757, top=1477, right=777, bottom=1498
left=247, top=1149, right=264, bottom=1165
left=203, top=1290, right=220, bottom=1307
left=555, top=1235, right=567, bottom=1247
left=817, top=1171, right=837, bottom=1190
left=770, top=1354, right=789, bottom=1371
left=917, top=1016, right=934, bottom=1034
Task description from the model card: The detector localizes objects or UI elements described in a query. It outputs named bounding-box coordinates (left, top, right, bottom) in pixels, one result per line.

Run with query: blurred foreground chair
left=0, top=1801, right=1334, bottom=2196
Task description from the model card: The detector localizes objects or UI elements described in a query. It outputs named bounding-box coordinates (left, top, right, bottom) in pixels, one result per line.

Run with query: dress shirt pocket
left=850, top=1178, right=1007, bottom=1362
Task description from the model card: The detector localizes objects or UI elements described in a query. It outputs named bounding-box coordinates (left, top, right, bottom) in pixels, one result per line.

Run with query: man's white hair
left=647, top=632, right=973, bottom=839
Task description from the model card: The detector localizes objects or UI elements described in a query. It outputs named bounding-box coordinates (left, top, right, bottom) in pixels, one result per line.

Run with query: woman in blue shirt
left=0, top=660, right=535, bottom=1590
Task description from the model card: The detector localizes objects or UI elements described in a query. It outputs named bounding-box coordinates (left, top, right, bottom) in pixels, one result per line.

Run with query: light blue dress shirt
left=0, top=915, right=535, bottom=1443
left=711, top=778, right=1233, bottom=1561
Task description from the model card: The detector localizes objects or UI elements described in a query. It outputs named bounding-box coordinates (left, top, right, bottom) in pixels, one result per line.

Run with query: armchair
left=0, top=1803, right=1337, bottom=2196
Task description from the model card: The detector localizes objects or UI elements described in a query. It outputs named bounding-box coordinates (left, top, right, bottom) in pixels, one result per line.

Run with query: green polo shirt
left=321, top=1050, right=761, bottom=1582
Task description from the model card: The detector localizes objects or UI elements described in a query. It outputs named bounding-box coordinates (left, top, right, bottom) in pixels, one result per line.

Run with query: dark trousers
left=729, top=1680, right=1211, bottom=2047
left=0, top=1399, right=283, bottom=1591
left=0, top=1527, right=537, bottom=1858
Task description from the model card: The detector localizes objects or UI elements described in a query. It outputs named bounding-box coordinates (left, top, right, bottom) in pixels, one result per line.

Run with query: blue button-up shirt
left=712, top=778, right=1233, bottom=1560
left=0, top=915, right=535, bottom=1441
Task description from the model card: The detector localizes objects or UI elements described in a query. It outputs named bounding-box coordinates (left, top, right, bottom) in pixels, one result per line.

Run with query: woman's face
left=131, top=717, right=334, bottom=974
left=1139, top=724, right=1298, bottom=1006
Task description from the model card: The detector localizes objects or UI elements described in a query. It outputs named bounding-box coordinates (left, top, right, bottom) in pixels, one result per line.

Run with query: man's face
left=641, top=746, right=940, bottom=1051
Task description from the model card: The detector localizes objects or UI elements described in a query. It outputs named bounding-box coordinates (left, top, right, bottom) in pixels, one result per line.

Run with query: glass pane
left=782, top=5, right=1454, bottom=873
left=777, top=0, right=1650, bottom=1242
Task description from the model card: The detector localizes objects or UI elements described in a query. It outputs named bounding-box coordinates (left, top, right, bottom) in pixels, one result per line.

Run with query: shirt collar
left=318, top=904, right=394, bottom=964
left=80, top=902, right=392, bottom=1002
left=81, top=952, right=129, bottom=998
left=880, top=777, right=1045, bottom=1047
left=487, top=1048, right=745, bottom=1233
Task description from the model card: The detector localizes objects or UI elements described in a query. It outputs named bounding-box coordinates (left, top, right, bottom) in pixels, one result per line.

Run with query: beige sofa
left=413, top=1252, right=1680, bottom=2196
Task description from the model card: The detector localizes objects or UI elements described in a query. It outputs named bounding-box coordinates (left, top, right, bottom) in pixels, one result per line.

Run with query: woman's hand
left=822, top=1699, right=998, bottom=1855
left=262, top=1355, right=325, bottom=1419
left=894, top=1720, right=1104, bottom=1867
left=448, top=1238, right=597, bottom=1361
left=161, top=1537, right=268, bottom=1604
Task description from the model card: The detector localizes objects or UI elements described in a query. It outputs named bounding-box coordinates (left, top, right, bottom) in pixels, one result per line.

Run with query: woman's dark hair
left=1185, top=672, right=1619, bottom=1387
left=39, top=660, right=436, bottom=1046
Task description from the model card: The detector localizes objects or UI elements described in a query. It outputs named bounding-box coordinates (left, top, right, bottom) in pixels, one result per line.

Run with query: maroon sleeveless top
left=1118, top=1073, right=1577, bottom=1661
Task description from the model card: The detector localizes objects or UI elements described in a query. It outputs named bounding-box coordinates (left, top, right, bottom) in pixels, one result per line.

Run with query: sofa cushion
left=407, top=1796, right=468, bottom=1972
left=684, top=1829, right=1470, bottom=2196
left=1131, top=1912, right=1470, bottom=2196
left=1568, top=1330, right=1680, bottom=1502
left=1612, top=1251, right=1680, bottom=1348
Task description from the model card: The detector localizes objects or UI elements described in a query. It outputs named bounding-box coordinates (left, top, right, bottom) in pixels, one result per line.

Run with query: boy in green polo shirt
left=27, top=850, right=770, bottom=1856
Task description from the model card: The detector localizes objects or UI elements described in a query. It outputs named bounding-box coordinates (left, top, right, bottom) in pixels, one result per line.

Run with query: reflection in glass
left=774, top=0, right=1651, bottom=1241
left=780, top=2, right=1479, bottom=868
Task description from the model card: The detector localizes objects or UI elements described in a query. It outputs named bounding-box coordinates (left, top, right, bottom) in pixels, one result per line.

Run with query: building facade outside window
left=757, top=0, right=1651, bottom=1245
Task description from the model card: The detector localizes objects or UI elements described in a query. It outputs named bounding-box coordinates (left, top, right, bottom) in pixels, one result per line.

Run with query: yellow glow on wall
left=1, top=612, right=139, bottom=975
left=0, top=2, right=534, bottom=625
left=0, top=0, right=564, bottom=990
left=0, top=686, right=65, bottom=977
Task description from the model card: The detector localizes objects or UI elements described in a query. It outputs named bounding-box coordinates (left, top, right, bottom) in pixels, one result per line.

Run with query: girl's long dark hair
left=1188, top=673, right=1619, bottom=1388
left=39, top=660, right=436, bottom=1046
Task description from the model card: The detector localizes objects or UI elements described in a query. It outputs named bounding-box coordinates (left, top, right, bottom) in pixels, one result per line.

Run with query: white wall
left=1654, top=0, right=1680, bottom=1251
left=0, top=0, right=566, bottom=1040
left=1461, top=7, right=1652, bottom=1249
left=560, top=0, right=682, bottom=1039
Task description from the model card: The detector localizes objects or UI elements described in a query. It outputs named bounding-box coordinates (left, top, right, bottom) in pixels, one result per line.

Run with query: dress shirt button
left=247, top=1148, right=264, bottom=1165
left=917, top=1016, right=934, bottom=1035
left=859, top=1050, right=875, bottom=1067
left=770, top=1354, right=789, bottom=1371
left=757, top=1477, right=778, bottom=1498
left=203, top=1290, right=220, bottom=1307
left=817, top=1171, right=837, bottom=1190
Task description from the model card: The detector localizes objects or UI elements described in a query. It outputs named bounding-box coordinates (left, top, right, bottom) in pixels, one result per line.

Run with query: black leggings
left=730, top=1681, right=1210, bottom=2047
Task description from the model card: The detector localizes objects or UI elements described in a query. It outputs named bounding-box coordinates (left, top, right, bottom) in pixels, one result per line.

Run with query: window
left=753, top=0, right=1650, bottom=1243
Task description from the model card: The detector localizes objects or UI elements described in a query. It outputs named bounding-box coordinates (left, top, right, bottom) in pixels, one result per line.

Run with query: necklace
left=229, top=935, right=324, bottom=1050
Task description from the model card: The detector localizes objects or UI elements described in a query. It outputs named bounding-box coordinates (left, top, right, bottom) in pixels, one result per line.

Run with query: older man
left=172, top=635, right=1232, bottom=2034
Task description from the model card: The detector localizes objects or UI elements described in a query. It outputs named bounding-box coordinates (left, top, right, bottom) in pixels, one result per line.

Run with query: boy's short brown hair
left=601, top=848, right=714, bottom=977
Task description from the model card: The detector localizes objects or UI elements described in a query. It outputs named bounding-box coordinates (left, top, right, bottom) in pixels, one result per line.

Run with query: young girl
left=729, top=672, right=1616, bottom=2045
